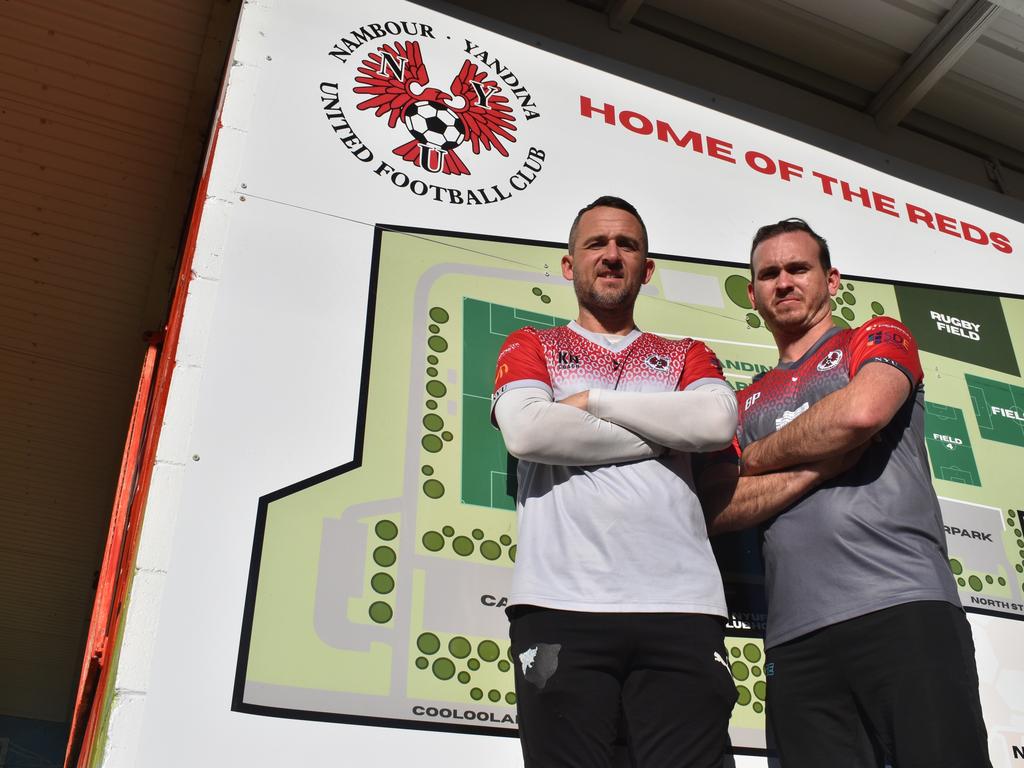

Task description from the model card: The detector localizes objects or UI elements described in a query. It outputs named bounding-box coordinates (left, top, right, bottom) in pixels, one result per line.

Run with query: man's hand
left=558, top=390, right=590, bottom=410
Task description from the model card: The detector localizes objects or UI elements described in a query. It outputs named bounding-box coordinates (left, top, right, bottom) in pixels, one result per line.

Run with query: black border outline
left=232, top=222, right=1024, bottom=749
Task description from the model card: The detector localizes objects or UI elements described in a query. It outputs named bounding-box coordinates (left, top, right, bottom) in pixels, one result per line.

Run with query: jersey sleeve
left=491, top=327, right=551, bottom=422
left=678, top=340, right=728, bottom=391
left=848, top=317, right=923, bottom=386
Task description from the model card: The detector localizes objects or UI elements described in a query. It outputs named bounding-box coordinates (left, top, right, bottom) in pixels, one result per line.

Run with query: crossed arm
left=493, top=381, right=737, bottom=466
left=700, top=362, right=912, bottom=534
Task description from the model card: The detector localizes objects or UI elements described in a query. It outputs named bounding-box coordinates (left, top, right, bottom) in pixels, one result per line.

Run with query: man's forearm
left=702, top=465, right=820, bottom=535
left=494, top=387, right=663, bottom=465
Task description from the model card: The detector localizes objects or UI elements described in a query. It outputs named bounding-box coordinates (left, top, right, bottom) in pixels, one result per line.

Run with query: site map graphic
left=234, top=226, right=1024, bottom=751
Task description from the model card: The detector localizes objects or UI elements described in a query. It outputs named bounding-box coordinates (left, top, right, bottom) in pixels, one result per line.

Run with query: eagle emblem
left=354, top=40, right=517, bottom=175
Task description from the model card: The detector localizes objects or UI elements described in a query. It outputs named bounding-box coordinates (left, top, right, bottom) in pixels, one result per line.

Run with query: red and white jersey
left=492, top=321, right=729, bottom=615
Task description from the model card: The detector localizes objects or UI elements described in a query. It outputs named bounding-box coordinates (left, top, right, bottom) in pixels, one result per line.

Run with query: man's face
left=561, top=206, right=654, bottom=313
left=748, top=230, right=839, bottom=335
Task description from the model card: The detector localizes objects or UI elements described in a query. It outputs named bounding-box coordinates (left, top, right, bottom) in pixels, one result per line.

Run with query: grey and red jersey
left=737, top=317, right=960, bottom=648
left=492, top=321, right=730, bottom=615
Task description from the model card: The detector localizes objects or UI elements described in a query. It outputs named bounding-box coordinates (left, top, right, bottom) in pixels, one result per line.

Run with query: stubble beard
left=575, top=276, right=639, bottom=316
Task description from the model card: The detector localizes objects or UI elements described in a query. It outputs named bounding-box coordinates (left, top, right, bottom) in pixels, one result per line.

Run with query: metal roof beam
left=868, top=0, right=1002, bottom=131
left=607, top=0, right=645, bottom=31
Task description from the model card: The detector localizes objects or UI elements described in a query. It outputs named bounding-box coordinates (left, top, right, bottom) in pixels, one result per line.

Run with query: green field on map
left=238, top=229, right=1024, bottom=751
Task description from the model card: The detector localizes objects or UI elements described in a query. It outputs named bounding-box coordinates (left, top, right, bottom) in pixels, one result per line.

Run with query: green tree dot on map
left=478, top=640, right=501, bottom=662
left=432, top=658, right=456, bottom=680
left=745, top=313, right=761, bottom=329
left=416, top=657, right=429, bottom=669
left=532, top=287, right=543, bottom=295
left=429, top=324, right=440, bottom=334
left=426, top=400, right=437, bottom=411
left=373, top=546, right=396, bottom=567
left=500, top=534, right=512, bottom=546
left=968, top=575, right=983, bottom=591
left=752, top=666, right=762, bottom=677
left=426, top=380, right=447, bottom=397
left=753, top=702, right=764, bottom=714
left=1008, top=515, right=1016, bottom=525
left=443, top=526, right=455, bottom=537
left=470, top=688, right=483, bottom=701
left=1017, top=539, right=1024, bottom=548
left=426, top=366, right=438, bottom=377
left=375, top=520, right=398, bottom=541
left=423, top=413, right=444, bottom=432
left=871, top=301, right=885, bottom=314
left=506, top=692, right=516, bottom=705
left=1016, top=565, right=1023, bottom=573
left=428, top=335, right=448, bottom=353
left=371, top=573, right=394, bottom=594
left=369, top=602, right=392, bottom=624
left=832, top=315, right=851, bottom=330
left=449, top=636, right=471, bottom=658
left=423, top=479, right=445, bottom=499
left=452, top=536, right=474, bottom=556
left=958, top=577, right=967, bottom=586
left=830, top=298, right=837, bottom=310
left=841, top=307, right=855, bottom=321
left=736, top=686, right=751, bottom=706
left=985, top=575, right=994, bottom=584
left=422, top=465, right=434, bottom=476
left=442, top=431, right=453, bottom=442
left=427, top=354, right=439, bottom=365
left=724, top=274, right=752, bottom=309
left=743, top=643, right=761, bottom=663
left=731, top=662, right=750, bottom=681
left=471, top=528, right=484, bottom=540
left=480, top=540, right=501, bottom=560
left=837, top=282, right=845, bottom=291
left=468, top=658, right=480, bottom=671
left=498, top=659, right=511, bottom=673
left=509, top=545, right=516, bottom=562
left=541, top=295, right=552, bottom=304
left=846, top=282, right=855, bottom=291
left=422, top=531, right=444, bottom=551
left=1016, top=529, right=1022, bottom=537
left=998, top=577, right=1006, bottom=586
left=429, top=307, right=449, bottom=324
left=422, top=434, right=442, bottom=453
left=835, top=295, right=844, bottom=306
left=730, top=646, right=741, bottom=658
left=458, top=671, right=471, bottom=684
left=950, top=559, right=963, bottom=575
left=488, top=690, right=502, bottom=703
left=753, top=681, right=767, bottom=701
left=842, top=292, right=855, bottom=305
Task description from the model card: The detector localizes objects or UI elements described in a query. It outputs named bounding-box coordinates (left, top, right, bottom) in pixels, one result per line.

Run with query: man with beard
left=491, top=196, right=739, bottom=767
left=698, top=218, right=991, bottom=767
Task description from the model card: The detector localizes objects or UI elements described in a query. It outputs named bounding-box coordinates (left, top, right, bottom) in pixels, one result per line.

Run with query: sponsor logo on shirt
left=775, top=402, right=809, bottom=431
left=744, top=391, right=761, bottom=411
left=643, top=354, right=670, bottom=372
left=816, top=349, right=843, bottom=371
left=556, top=350, right=581, bottom=369
left=494, top=362, right=509, bottom=385
left=867, top=329, right=909, bottom=351
left=497, top=342, right=520, bottom=361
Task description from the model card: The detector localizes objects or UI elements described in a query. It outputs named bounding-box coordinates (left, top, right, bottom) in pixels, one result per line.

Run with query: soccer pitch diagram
left=233, top=226, right=1024, bottom=751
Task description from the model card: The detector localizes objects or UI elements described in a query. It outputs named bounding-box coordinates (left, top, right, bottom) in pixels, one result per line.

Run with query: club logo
left=644, top=354, right=670, bottom=372
left=557, top=350, right=581, bottom=369
left=320, top=21, right=545, bottom=205
left=816, top=349, right=843, bottom=371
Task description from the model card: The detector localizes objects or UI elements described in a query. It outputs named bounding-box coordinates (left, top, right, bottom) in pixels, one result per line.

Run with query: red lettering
left=991, top=231, right=1013, bottom=254
left=707, top=137, right=735, bottom=163
left=745, top=150, right=775, bottom=174
left=580, top=95, right=615, bottom=124
left=813, top=171, right=838, bottom=195
left=906, top=203, right=935, bottom=228
left=778, top=160, right=803, bottom=181
left=960, top=221, right=988, bottom=245
left=934, top=213, right=961, bottom=237
left=620, top=110, right=653, bottom=135
left=871, top=192, right=899, bottom=218
left=840, top=180, right=870, bottom=208
left=655, top=121, right=703, bottom=152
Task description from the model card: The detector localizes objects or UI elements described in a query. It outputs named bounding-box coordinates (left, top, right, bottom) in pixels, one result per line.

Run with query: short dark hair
left=568, top=196, right=648, bottom=255
left=749, top=218, right=830, bottom=274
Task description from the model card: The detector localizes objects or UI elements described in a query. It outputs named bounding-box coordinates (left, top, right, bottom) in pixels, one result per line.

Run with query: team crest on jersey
left=643, top=354, right=671, bottom=372
left=816, top=350, right=843, bottom=371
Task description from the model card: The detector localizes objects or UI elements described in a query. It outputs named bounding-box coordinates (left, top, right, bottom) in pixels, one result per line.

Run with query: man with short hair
left=699, top=218, right=991, bottom=767
left=492, top=196, right=738, bottom=767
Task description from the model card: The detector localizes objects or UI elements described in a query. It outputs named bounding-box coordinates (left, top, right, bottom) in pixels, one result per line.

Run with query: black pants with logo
left=766, top=601, right=992, bottom=768
left=508, top=607, right=737, bottom=768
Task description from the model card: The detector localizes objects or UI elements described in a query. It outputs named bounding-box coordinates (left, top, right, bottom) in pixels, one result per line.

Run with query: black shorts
left=766, top=601, right=992, bottom=768
left=508, top=606, right=736, bottom=768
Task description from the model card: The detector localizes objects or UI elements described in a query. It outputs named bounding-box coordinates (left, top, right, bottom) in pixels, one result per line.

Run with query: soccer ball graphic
left=403, top=101, right=465, bottom=150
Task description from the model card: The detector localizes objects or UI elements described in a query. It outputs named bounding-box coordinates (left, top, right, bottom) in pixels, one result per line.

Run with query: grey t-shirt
left=736, top=318, right=960, bottom=647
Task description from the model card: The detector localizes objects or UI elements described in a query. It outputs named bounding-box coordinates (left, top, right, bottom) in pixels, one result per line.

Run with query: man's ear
left=642, top=258, right=655, bottom=285
left=561, top=253, right=574, bottom=281
left=747, top=281, right=756, bottom=310
left=826, top=267, right=841, bottom=296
